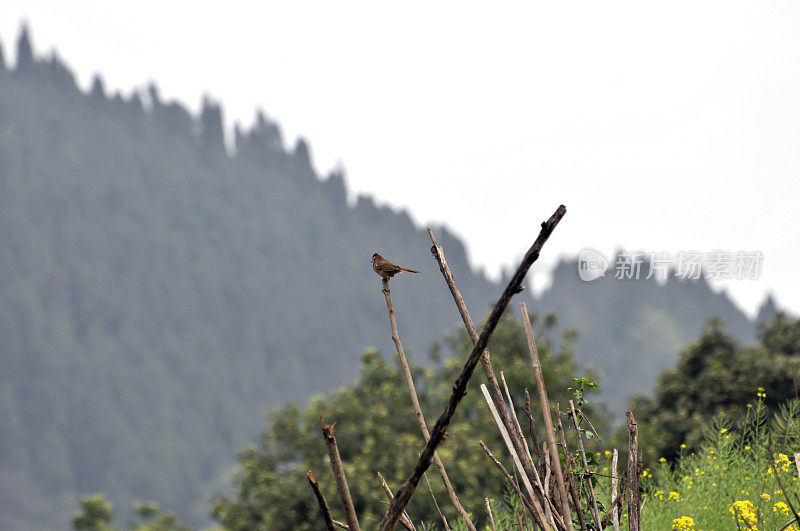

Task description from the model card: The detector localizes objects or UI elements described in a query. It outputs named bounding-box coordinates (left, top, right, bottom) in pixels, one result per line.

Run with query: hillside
left=0, top=27, right=768, bottom=529
left=0, top=28, right=500, bottom=528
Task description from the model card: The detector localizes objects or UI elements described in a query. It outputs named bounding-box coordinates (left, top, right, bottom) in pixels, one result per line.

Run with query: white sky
left=2, top=1, right=799, bottom=317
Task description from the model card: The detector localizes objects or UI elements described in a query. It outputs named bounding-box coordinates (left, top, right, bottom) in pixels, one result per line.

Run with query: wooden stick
left=307, top=469, right=337, bottom=531
left=543, top=440, right=555, bottom=526
left=520, top=302, right=574, bottom=531
left=321, top=419, right=361, bottom=531
left=378, top=205, right=567, bottom=531
left=524, top=390, right=543, bottom=468
left=554, top=404, right=588, bottom=531
left=479, top=441, right=544, bottom=528
left=428, top=227, right=549, bottom=504
left=625, top=410, right=640, bottom=531
left=611, top=449, right=621, bottom=531
left=486, top=498, right=497, bottom=531
left=377, top=472, right=416, bottom=531
left=568, top=400, right=602, bottom=530
left=501, top=371, right=534, bottom=464
left=602, top=491, right=625, bottom=529
left=480, top=384, right=552, bottom=529
left=332, top=520, right=350, bottom=529
left=380, top=277, right=476, bottom=531
left=423, top=472, right=450, bottom=531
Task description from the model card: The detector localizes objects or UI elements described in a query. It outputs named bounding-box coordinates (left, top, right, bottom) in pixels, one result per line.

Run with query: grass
left=640, top=394, right=800, bottom=530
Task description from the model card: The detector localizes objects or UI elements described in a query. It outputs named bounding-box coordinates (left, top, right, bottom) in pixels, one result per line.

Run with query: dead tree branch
left=520, top=302, right=574, bottom=531
left=426, top=223, right=558, bottom=524
left=568, top=400, right=602, bottom=530
left=377, top=472, right=416, bottom=531
left=377, top=205, right=566, bottom=530
left=480, top=384, right=553, bottom=529
left=380, top=277, right=476, bottom=530
left=479, top=441, right=544, bottom=528
left=626, top=410, right=640, bottom=531
left=307, top=469, right=337, bottom=531
left=321, top=419, right=361, bottom=531
left=555, top=404, right=588, bottom=531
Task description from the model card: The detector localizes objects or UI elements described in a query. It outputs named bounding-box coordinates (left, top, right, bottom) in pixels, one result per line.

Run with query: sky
left=1, top=1, right=799, bottom=317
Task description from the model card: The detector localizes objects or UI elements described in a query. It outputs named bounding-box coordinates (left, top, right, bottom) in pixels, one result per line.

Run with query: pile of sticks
left=306, top=205, right=643, bottom=530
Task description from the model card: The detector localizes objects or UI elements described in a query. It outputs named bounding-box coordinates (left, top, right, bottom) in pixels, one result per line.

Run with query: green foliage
left=72, top=495, right=113, bottom=531
left=72, top=495, right=191, bottom=531
left=212, top=312, right=602, bottom=529
left=641, top=396, right=800, bottom=530
left=567, top=377, right=599, bottom=409
left=631, top=314, right=800, bottom=464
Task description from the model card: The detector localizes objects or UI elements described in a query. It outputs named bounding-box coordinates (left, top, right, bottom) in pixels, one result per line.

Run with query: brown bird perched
left=372, top=253, right=420, bottom=279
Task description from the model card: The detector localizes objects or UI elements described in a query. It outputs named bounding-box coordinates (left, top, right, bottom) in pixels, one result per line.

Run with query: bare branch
left=611, top=449, right=621, bottom=531
left=520, top=302, right=574, bottom=531
left=480, top=384, right=553, bottom=529
left=427, top=226, right=552, bottom=510
left=321, top=419, right=361, bottom=531
left=626, top=410, right=641, bottom=531
left=479, top=441, right=543, bottom=528
left=554, top=404, right=588, bottom=531
left=485, top=498, right=497, bottom=531
left=380, top=277, right=476, bottom=531
left=307, top=469, right=337, bottom=531
left=568, top=400, right=602, bottom=530
left=377, top=472, right=416, bottom=531
left=423, top=472, right=450, bottom=531
left=377, top=205, right=567, bottom=531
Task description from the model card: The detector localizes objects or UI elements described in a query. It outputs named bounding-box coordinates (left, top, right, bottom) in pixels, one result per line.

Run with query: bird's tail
left=400, top=267, right=420, bottom=273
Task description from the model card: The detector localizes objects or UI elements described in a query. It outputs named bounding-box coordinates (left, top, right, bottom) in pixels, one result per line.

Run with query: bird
left=372, top=253, right=419, bottom=280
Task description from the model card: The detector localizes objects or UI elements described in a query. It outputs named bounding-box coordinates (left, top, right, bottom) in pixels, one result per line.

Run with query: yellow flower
left=671, top=516, right=695, bottom=530
left=745, top=445, right=750, bottom=450
left=720, top=428, right=728, bottom=433
left=680, top=444, right=687, bottom=449
left=775, top=501, right=791, bottom=516
left=604, top=450, right=612, bottom=458
left=729, top=500, right=759, bottom=527
left=761, top=493, right=771, bottom=501
left=668, top=491, right=681, bottom=502
left=659, top=457, right=667, bottom=463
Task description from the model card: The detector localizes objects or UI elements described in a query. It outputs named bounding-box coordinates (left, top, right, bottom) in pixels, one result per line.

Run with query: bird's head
left=372, top=253, right=381, bottom=261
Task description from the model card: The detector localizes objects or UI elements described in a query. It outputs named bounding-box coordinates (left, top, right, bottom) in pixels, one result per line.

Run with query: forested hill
left=0, top=28, right=499, bottom=529
left=0, top=27, right=769, bottom=529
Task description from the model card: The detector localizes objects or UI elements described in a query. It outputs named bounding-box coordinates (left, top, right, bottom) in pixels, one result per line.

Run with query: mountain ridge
left=0, top=25, right=773, bottom=529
